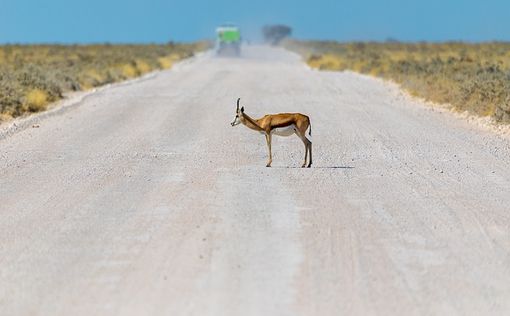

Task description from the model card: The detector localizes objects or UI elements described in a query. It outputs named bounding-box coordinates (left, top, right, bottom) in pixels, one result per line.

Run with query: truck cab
left=216, top=24, right=241, bottom=56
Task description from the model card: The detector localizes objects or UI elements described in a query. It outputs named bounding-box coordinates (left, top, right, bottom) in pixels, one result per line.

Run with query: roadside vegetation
left=284, top=40, right=510, bottom=123
left=0, top=42, right=209, bottom=121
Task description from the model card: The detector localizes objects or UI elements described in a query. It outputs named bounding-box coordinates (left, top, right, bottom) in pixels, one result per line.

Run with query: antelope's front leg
left=265, top=133, right=272, bottom=167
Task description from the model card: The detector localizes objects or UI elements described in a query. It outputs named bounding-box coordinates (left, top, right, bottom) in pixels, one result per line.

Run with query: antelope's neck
left=242, top=113, right=264, bottom=132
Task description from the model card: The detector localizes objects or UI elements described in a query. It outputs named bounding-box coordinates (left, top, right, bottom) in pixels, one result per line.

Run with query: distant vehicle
left=216, top=24, right=241, bottom=56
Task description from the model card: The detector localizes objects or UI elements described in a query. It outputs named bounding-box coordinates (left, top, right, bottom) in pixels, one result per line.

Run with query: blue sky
left=1, top=0, right=509, bottom=43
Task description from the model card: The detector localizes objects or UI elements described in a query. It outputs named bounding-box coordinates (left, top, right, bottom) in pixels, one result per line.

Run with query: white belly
left=272, top=125, right=296, bottom=137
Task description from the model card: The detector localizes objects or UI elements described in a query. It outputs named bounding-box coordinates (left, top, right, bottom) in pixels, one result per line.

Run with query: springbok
left=231, top=98, right=312, bottom=168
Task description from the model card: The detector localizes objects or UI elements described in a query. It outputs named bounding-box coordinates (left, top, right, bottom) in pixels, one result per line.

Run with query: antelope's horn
left=236, top=98, right=240, bottom=111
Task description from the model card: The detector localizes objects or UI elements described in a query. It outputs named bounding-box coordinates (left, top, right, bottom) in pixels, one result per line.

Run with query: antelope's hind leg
left=302, top=141, right=309, bottom=168
left=298, top=133, right=310, bottom=168
left=307, top=142, right=312, bottom=168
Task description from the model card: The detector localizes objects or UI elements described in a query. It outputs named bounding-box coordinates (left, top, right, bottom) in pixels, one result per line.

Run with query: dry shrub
left=120, top=64, right=138, bottom=78
left=79, top=69, right=105, bottom=89
left=135, top=60, right=152, bottom=74
left=158, top=56, right=173, bottom=69
left=0, top=112, right=12, bottom=122
left=308, top=54, right=345, bottom=70
left=24, top=89, right=48, bottom=112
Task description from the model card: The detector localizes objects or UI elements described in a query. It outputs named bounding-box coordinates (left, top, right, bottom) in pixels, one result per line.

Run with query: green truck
left=216, top=24, right=241, bottom=56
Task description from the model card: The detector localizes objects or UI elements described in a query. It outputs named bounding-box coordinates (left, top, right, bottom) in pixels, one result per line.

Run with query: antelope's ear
left=241, top=106, right=244, bottom=113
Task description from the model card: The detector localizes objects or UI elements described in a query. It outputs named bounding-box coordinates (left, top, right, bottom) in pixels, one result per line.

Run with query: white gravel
left=1, top=45, right=510, bottom=316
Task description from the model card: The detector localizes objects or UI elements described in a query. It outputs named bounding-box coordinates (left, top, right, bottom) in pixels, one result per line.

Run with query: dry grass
left=157, top=54, right=181, bottom=69
left=121, top=64, right=138, bottom=79
left=24, top=89, right=48, bottom=112
left=0, top=42, right=210, bottom=121
left=285, top=40, right=510, bottom=123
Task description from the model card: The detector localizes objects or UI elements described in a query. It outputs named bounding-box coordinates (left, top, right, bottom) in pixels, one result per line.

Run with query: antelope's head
left=230, top=98, right=244, bottom=126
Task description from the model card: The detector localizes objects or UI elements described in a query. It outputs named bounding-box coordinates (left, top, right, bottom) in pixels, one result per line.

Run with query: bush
left=24, top=89, right=49, bottom=112
left=263, top=25, right=292, bottom=45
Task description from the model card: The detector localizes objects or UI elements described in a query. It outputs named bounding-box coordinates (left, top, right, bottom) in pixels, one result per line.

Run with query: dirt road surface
left=1, top=46, right=510, bottom=315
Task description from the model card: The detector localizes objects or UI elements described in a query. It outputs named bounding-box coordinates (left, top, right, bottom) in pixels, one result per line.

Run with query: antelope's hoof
left=301, top=164, right=306, bottom=168
left=307, top=164, right=312, bottom=168
left=266, top=164, right=271, bottom=168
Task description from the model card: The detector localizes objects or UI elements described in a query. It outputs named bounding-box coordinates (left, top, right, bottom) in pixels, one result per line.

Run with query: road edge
left=363, top=71, right=510, bottom=139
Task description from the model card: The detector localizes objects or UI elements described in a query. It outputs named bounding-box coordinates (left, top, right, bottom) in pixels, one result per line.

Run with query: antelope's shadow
left=273, top=166, right=354, bottom=169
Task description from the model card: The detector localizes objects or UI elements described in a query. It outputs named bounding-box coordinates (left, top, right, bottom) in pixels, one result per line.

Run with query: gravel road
left=1, top=46, right=510, bottom=316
